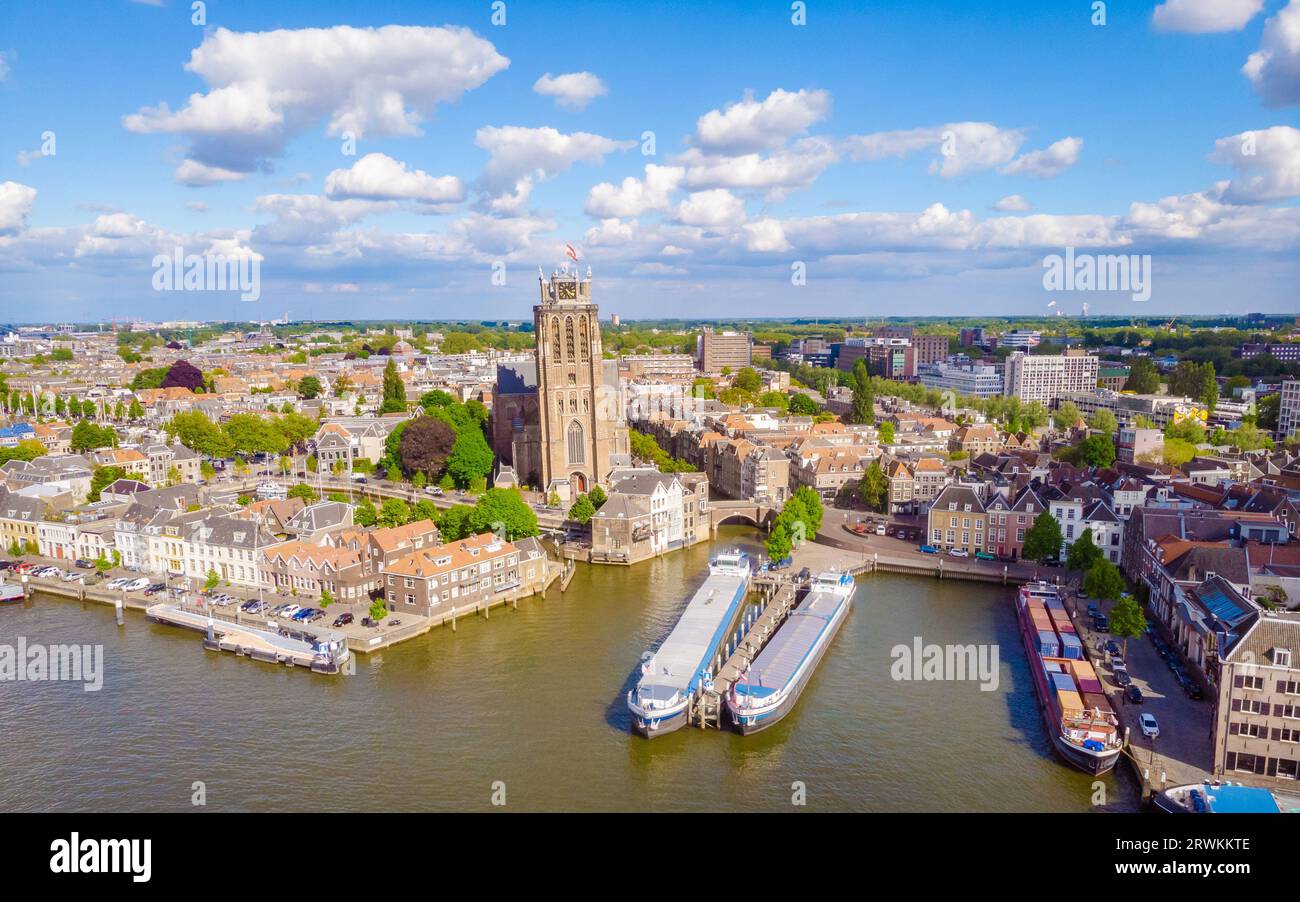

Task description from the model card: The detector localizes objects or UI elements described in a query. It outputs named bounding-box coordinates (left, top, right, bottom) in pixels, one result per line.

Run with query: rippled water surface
left=0, top=527, right=1138, bottom=811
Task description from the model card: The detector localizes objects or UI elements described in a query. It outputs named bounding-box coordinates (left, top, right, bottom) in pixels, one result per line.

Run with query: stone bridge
left=708, top=499, right=776, bottom=532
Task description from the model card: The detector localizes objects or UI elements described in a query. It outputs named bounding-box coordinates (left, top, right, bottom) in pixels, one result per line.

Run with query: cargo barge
left=1153, top=780, right=1298, bottom=814
left=627, top=550, right=751, bottom=738
left=1017, top=582, right=1123, bottom=774
left=727, top=570, right=854, bottom=735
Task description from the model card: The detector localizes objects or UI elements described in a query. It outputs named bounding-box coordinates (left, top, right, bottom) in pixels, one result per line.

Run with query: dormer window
left=1275, top=648, right=1292, bottom=668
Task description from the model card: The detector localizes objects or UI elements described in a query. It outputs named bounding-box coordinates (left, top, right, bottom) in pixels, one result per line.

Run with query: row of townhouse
left=925, top=478, right=1123, bottom=561
left=590, top=469, right=710, bottom=564
left=383, top=531, right=550, bottom=617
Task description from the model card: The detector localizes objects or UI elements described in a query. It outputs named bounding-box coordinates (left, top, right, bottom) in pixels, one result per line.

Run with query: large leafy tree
left=71, top=420, right=117, bottom=452
left=1122, top=356, right=1160, bottom=394
left=467, top=488, right=539, bottom=540
left=436, top=504, right=476, bottom=541
left=165, top=410, right=233, bottom=457
left=568, top=494, right=596, bottom=524
left=1087, top=408, right=1118, bottom=435
left=766, top=519, right=793, bottom=562
left=1066, top=527, right=1103, bottom=572
left=732, top=367, right=762, bottom=394
left=788, top=393, right=818, bottom=415
left=297, top=376, right=323, bottom=399
left=1022, top=511, right=1063, bottom=563
left=223, top=413, right=289, bottom=455
left=1075, top=433, right=1117, bottom=467
left=446, top=426, right=495, bottom=488
left=857, top=460, right=888, bottom=512
left=161, top=359, right=205, bottom=392
left=792, top=486, right=823, bottom=535
left=379, top=358, right=407, bottom=414
left=1083, top=558, right=1125, bottom=604
left=1109, top=593, right=1148, bottom=656
left=378, top=498, right=411, bottom=528
left=398, top=415, right=457, bottom=479
left=849, top=359, right=874, bottom=425
left=88, top=465, right=127, bottom=502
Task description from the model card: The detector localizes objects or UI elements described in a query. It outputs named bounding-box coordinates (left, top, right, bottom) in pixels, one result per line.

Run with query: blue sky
left=1, top=0, right=1298, bottom=322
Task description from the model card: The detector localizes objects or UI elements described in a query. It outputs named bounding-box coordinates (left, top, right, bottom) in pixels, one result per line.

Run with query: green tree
left=849, top=359, right=874, bottom=425
left=1083, top=558, right=1126, bottom=604
left=379, top=357, right=407, bottom=414
left=878, top=421, right=895, bottom=445
left=1052, top=401, right=1082, bottom=431
left=368, top=597, right=389, bottom=621
left=732, top=367, right=762, bottom=394
left=436, top=504, right=476, bottom=541
left=87, top=466, right=127, bottom=502
left=204, top=570, right=220, bottom=593
left=446, top=427, right=495, bottom=488
left=1087, top=408, right=1118, bottom=435
left=1109, top=593, right=1148, bottom=656
left=412, top=499, right=439, bottom=523
left=467, top=488, right=539, bottom=540
left=1161, top=437, right=1197, bottom=467
left=71, top=420, right=116, bottom=452
left=857, top=460, right=888, bottom=512
left=1066, top=527, right=1103, bottom=572
left=1123, top=357, right=1160, bottom=394
left=788, top=393, right=818, bottom=415
left=766, top=519, right=792, bottom=562
left=355, top=497, right=378, bottom=527
left=378, top=498, right=411, bottom=528
left=164, top=410, right=232, bottom=457
left=792, top=486, right=823, bottom=535
left=1075, top=433, right=1117, bottom=468
left=297, top=375, right=323, bottom=399
left=588, top=484, right=607, bottom=509
left=223, top=413, right=289, bottom=455
left=287, top=483, right=317, bottom=504
left=1022, top=512, right=1063, bottom=563
left=568, top=493, right=596, bottom=524
left=319, top=588, right=334, bottom=608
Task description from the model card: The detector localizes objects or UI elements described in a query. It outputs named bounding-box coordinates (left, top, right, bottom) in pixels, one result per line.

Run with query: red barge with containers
left=1016, top=582, right=1123, bottom=775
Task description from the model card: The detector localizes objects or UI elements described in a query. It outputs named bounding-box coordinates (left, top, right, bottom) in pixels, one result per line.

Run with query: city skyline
left=2, top=0, right=1300, bottom=322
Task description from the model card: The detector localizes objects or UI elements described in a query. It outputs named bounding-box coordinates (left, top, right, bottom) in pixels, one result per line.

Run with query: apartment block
left=1003, top=350, right=1099, bottom=404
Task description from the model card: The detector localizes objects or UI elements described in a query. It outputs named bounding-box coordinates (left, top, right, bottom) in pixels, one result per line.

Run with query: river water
left=0, top=527, right=1139, bottom=812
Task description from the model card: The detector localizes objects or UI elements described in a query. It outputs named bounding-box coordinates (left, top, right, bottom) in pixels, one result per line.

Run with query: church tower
left=533, top=267, right=627, bottom=500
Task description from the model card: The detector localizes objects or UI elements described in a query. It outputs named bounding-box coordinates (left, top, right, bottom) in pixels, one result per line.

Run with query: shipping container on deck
left=1082, top=692, right=1111, bottom=712
left=1056, top=688, right=1085, bottom=715
left=1059, top=632, right=1084, bottom=660
left=1045, top=597, right=1066, bottom=612
left=1078, top=677, right=1104, bottom=695
left=1037, top=630, right=1061, bottom=657
left=1050, top=671, right=1076, bottom=694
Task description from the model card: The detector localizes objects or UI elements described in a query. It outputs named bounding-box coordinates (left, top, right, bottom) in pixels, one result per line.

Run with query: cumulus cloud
left=325, top=152, right=465, bottom=209
left=844, top=122, right=1027, bottom=178
left=678, top=137, right=839, bottom=197
left=1001, top=136, right=1083, bottom=178
left=1243, top=0, right=1300, bottom=107
left=692, top=88, right=831, bottom=154
left=0, top=181, right=37, bottom=235
left=175, top=159, right=249, bottom=186
left=1209, top=126, right=1300, bottom=203
left=630, top=262, right=687, bottom=276
left=1153, top=0, right=1263, bottom=33
left=674, top=189, right=746, bottom=228
left=124, top=25, right=509, bottom=175
left=584, top=164, right=683, bottom=218
left=993, top=194, right=1031, bottom=211
left=475, top=125, right=633, bottom=210
left=532, top=71, right=608, bottom=110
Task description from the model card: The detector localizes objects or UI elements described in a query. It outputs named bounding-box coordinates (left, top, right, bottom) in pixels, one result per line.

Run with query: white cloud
left=844, top=122, right=1027, bottom=178
left=743, top=218, right=792, bottom=253
left=0, top=181, right=37, bottom=235
left=630, top=262, right=687, bottom=276
left=674, top=189, right=746, bottom=228
left=1209, top=126, right=1300, bottom=202
left=476, top=125, right=633, bottom=209
left=678, top=137, right=839, bottom=197
left=175, top=159, right=249, bottom=186
left=584, top=164, right=683, bottom=217
left=1153, top=0, right=1263, bottom=33
left=124, top=25, right=509, bottom=174
left=1243, top=0, right=1300, bottom=107
left=532, top=71, right=608, bottom=110
left=692, top=88, right=831, bottom=154
left=325, top=152, right=465, bottom=209
left=993, top=194, right=1031, bottom=211
left=1001, top=136, right=1083, bottom=178
left=251, top=193, right=394, bottom=244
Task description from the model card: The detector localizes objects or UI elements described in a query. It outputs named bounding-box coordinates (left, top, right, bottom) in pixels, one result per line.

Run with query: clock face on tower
left=557, top=281, right=577, bottom=300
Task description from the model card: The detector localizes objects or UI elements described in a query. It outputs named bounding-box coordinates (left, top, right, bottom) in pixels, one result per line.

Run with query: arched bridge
left=708, top=499, right=777, bottom=532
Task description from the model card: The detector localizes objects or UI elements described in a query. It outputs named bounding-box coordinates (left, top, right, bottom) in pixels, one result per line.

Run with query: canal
left=0, top=527, right=1140, bottom=811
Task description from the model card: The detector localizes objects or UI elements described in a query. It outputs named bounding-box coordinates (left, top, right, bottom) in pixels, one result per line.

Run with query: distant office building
left=697, top=327, right=753, bottom=372
left=1059, top=389, right=1202, bottom=430
left=1279, top=381, right=1300, bottom=438
left=1098, top=365, right=1131, bottom=392
left=751, top=343, right=772, bottom=361
left=1240, top=343, right=1300, bottom=363
left=918, top=361, right=1004, bottom=398
left=1001, top=330, right=1042, bottom=351
left=622, top=354, right=696, bottom=381
left=1003, top=350, right=1099, bottom=403
left=610, top=313, right=620, bottom=327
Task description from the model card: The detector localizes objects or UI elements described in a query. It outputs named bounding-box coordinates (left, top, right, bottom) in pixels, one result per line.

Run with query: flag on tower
left=565, top=243, right=579, bottom=262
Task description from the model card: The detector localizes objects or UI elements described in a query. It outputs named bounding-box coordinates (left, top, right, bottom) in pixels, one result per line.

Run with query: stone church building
left=492, top=269, right=629, bottom=501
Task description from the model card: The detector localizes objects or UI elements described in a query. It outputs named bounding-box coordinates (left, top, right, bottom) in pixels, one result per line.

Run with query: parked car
left=1104, top=639, right=1121, bottom=657
left=875, top=524, right=886, bottom=536
left=974, top=550, right=996, bottom=561
left=60, top=570, right=83, bottom=582
left=1086, top=603, right=1100, bottom=618
left=280, top=604, right=302, bottom=618
left=1184, top=681, right=1204, bottom=701
left=389, top=619, right=402, bottom=627
left=1140, top=713, right=1160, bottom=739
left=428, top=486, right=444, bottom=496
left=333, top=612, right=355, bottom=627
left=1112, top=668, right=1132, bottom=688
left=1125, top=684, right=1144, bottom=705
left=947, top=548, right=970, bottom=558
left=240, top=600, right=261, bottom=612
left=1092, top=613, right=1110, bottom=632
left=918, top=545, right=939, bottom=555
left=74, top=558, right=94, bottom=570
left=123, top=577, right=151, bottom=592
